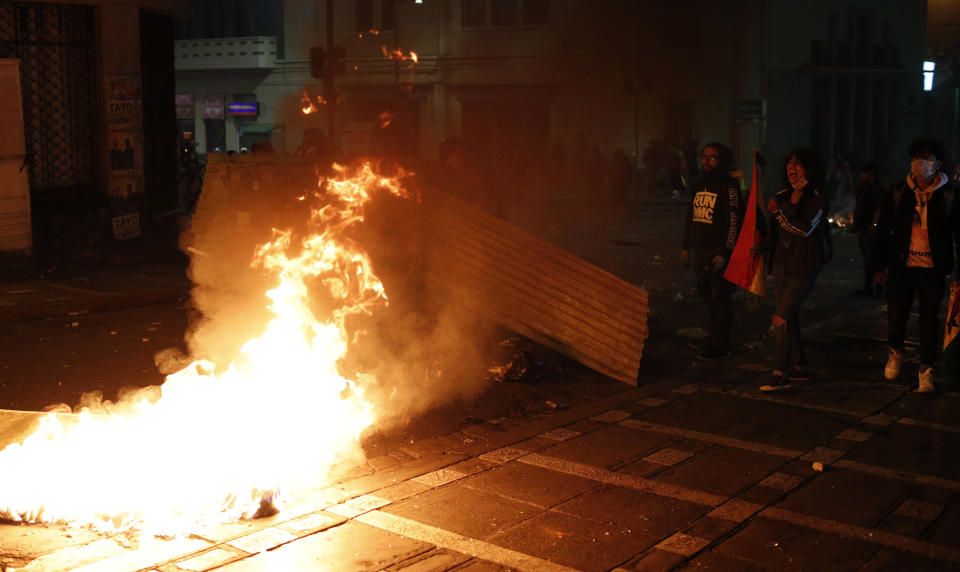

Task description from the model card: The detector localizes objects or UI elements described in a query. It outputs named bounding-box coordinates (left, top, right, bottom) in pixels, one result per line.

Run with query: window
left=522, top=0, right=548, bottom=25
left=355, top=0, right=373, bottom=32
left=461, top=0, right=549, bottom=28
left=380, top=0, right=396, bottom=31
left=462, top=0, right=485, bottom=27
left=356, top=0, right=395, bottom=32
left=490, top=0, right=519, bottom=26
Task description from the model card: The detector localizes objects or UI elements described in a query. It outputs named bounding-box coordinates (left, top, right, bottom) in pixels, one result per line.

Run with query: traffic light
left=310, top=46, right=326, bottom=79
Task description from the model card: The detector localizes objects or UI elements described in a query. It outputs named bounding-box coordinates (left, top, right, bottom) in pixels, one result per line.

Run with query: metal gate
left=0, top=3, right=99, bottom=204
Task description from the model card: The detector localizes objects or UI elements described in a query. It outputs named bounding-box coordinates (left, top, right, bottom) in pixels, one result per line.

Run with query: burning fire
left=300, top=90, right=330, bottom=115
left=381, top=45, right=419, bottom=67
left=0, top=163, right=411, bottom=533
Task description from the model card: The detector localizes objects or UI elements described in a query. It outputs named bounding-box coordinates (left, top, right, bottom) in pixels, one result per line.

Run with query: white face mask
left=911, top=158, right=938, bottom=182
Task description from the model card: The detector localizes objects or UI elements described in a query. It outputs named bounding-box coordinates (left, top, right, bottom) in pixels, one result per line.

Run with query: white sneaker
left=884, top=349, right=902, bottom=380
left=918, top=366, right=935, bottom=393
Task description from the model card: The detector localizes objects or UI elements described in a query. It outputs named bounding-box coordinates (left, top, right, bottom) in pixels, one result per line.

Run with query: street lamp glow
left=923, top=60, right=935, bottom=91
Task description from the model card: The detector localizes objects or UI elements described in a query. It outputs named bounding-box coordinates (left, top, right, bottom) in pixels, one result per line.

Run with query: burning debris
left=0, top=152, right=648, bottom=537
left=487, top=338, right=562, bottom=384
left=0, top=162, right=413, bottom=533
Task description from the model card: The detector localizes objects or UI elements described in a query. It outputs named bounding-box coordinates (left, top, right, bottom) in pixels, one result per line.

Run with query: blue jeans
left=773, top=271, right=818, bottom=373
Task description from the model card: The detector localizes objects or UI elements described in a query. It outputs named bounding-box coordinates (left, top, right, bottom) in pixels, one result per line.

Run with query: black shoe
left=697, top=348, right=729, bottom=361
left=788, top=366, right=809, bottom=382
left=759, top=374, right=792, bottom=392
left=855, top=287, right=874, bottom=297
left=687, top=339, right=707, bottom=350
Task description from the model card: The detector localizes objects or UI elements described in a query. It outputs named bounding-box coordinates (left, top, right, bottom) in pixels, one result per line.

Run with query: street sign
left=733, top=99, right=764, bottom=124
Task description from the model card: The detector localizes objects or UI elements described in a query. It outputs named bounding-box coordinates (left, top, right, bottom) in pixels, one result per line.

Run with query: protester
left=826, top=154, right=854, bottom=215
left=852, top=164, right=886, bottom=296
left=873, top=137, right=958, bottom=393
left=761, top=149, right=829, bottom=392
left=681, top=143, right=743, bottom=360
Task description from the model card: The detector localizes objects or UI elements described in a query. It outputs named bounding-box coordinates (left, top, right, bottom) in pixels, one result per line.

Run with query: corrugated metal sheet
left=197, top=155, right=649, bottom=384
left=420, top=190, right=648, bottom=385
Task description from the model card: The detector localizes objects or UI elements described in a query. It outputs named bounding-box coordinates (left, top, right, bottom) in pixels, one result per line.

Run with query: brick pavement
left=3, top=315, right=960, bottom=571
left=3, top=207, right=960, bottom=570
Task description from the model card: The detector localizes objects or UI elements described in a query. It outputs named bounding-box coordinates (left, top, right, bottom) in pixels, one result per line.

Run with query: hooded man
left=874, top=137, right=959, bottom=393
left=681, top=142, right=744, bottom=360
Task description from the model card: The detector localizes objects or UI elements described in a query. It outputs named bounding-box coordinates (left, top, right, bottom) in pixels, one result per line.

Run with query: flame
left=300, top=90, right=318, bottom=115
left=381, top=45, right=418, bottom=65
left=378, top=110, right=395, bottom=128
left=300, top=90, right=332, bottom=116
left=0, top=163, right=412, bottom=533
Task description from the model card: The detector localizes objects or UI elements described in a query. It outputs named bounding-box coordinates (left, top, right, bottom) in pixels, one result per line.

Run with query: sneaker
left=884, top=349, right=902, bottom=380
left=760, top=373, right=792, bottom=392
left=788, top=366, right=809, bottom=382
left=697, top=348, right=729, bottom=361
left=917, top=366, right=936, bottom=393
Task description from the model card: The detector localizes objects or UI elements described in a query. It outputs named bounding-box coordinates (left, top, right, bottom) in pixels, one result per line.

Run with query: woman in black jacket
left=761, top=149, right=829, bottom=392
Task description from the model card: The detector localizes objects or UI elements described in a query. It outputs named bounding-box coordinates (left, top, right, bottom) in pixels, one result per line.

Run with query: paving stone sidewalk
left=4, top=306, right=960, bottom=571
left=4, top=218, right=960, bottom=570
left=0, top=264, right=190, bottom=325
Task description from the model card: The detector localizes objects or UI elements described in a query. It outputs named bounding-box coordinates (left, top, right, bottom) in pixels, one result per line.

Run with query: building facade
left=0, top=0, right=187, bottom=266
left=175, top=0, right=928, bottom=201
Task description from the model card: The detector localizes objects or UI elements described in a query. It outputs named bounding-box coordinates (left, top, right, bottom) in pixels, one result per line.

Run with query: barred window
left=462, top=0, right=549, bottom=28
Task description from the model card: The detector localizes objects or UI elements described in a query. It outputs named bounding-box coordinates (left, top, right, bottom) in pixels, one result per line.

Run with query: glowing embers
left=0, top=163, right=411, bottom=533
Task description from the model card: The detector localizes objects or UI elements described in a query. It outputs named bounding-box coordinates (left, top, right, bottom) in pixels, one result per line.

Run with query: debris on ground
left=488, top=339, right=563, bottom=384
left=676, top=326, right=709, bottom=340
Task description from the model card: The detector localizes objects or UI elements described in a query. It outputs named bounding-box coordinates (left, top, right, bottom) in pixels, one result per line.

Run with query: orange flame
left=301, top=90, right=332, bottom=115
left=378, top=110, right=395, bottom=128
left=0, top=163, right=412, bottom=533
left=381, top=45, right=418, bottom=65
left=300, top=90, right=318, bottom=115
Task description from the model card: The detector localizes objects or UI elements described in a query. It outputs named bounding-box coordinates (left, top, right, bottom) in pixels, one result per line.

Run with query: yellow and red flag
left=723, top=151, right=765, bottom=297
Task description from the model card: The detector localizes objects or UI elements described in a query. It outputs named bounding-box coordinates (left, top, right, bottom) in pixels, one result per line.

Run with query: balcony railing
left=175, top=36, right=276, bottom=70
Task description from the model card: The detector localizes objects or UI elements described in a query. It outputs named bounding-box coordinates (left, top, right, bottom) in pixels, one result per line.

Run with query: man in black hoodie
left=874, top=137, right=959, bottom=393
left=681, top=143, right=744, bottom=360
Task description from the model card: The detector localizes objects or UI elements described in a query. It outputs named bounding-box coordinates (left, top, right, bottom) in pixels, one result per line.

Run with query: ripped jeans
left=772, top=270, right=819, bottom=374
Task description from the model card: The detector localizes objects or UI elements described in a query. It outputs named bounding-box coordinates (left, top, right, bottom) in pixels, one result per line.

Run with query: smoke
left=347, top=186, right=502, bottom=425
left=179, top=157, right=498, bottom=431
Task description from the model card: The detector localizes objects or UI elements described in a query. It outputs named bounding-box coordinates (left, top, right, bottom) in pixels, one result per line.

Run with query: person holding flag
left=760, top=148, right=829, bottom=392
left=725, top=150, right=768, bottom=299
left=681, top=143, right=744, bottom=361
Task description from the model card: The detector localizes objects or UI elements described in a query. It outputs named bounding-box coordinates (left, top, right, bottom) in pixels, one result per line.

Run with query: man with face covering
left=874, top=137, right=959, bottom=393
left=681, top=143, right=743, bottom=360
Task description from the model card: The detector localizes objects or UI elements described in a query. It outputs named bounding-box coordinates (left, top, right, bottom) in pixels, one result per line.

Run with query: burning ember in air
left=300, top=89, right=331, bottom=115
left=0, top=163, right=412, bottom=533
left=381, top=45, right=419, bottom=67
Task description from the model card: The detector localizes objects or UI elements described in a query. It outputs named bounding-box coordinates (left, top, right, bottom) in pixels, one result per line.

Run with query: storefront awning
left=241, top=123, right=283, bottom=134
